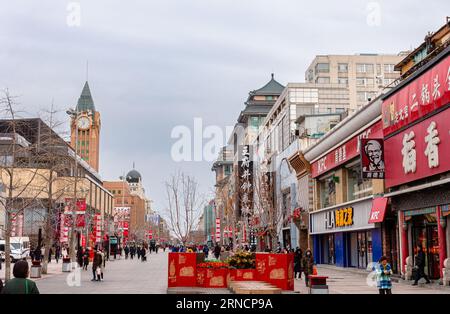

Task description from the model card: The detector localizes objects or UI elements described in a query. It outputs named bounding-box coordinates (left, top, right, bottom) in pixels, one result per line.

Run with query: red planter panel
left=256, top=253, right=294, bottom=291
left=204, top=268, right=228, bottom=288
left=168, top=252, right=197, bottom=287
left=196, top=268, right=207, bottom=287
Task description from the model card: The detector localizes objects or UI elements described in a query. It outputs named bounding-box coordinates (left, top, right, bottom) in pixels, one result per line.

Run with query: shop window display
left=319, top=175, right=336, bottom=208
left=347, top=164, right=372, bottom=201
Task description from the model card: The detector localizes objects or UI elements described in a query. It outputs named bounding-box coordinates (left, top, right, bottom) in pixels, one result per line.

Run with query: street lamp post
left=66, top=107, right=79, bottom=268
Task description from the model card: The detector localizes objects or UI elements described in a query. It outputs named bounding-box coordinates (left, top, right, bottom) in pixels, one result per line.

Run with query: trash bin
left=62, top=261, right=72, bottom=272
left=30, top=265, right=42, bottom=278
left=308, top=275, right=329, bottom=294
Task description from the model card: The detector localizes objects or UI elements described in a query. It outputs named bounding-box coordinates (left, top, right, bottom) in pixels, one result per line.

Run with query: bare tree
left=34, top=105, right=79, bottom=274
left=0, top=89, right=44, bottom=281
left=164, top=172, right=203, bottom=246
left=253, top=167, right=283, bottom=251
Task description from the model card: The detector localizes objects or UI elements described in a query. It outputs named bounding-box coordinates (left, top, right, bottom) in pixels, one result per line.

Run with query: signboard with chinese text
left=360, top=138, right=385, bottom=179
left=382, top=53, right=450, bottom=136
left=310, top=199, right=374, bottom=235
left=384, top=108, right=450, bottom=188
left=311, top=121, right=383, bottom=178
left=238, top=145, right=253, bottom=216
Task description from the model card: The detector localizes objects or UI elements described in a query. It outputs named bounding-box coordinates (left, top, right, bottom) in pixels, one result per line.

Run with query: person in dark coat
left=141, top=247, right=147, bottom=262
left=33, top=246, right=41, bottom=262
left=76, top=247, right=83, bottom=268
left=1, top=260, right=39, bottom=294
left=54, top=246, right=60, bottom=264
left=83, top=249, right=90, bottom=270
left=137, top=246, right=141, bottom=260
left=91, top=249, right=102, bottom=281
left=214, top=243, right=221, bottom=259
left=124, top=245, right=129, bottom=259
left=302, top=249, right=314, bottom=287
left=413, top=245, right=431, bottom=285
left=294, top=248, right=303, bottom=279
left=130, top=246, right=135, bottom=260
left=47, top=247, right=53, bottom=264
left=202, top=245, right=209, bottom=259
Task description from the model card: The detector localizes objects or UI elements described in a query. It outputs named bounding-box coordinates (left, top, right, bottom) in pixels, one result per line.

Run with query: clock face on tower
left=77, top=116, right=91, bottom=130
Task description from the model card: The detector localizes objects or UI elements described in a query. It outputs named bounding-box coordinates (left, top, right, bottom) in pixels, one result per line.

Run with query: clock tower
left=70, top=81, right=101, bottom=172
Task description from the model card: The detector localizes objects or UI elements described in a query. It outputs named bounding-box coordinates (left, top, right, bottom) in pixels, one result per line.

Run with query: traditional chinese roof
left=248, top=73, right=285, bottom=99
left=76, top=81, right=95, bottom=112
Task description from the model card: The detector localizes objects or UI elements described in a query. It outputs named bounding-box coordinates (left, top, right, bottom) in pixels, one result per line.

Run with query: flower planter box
left=204, top=268, right=228, bottom=288
left=256, top=253, right=294, bottom=291
left=168, top=252, right=197, bottom=287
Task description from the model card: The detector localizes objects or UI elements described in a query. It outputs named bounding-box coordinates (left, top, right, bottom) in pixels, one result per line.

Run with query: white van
left=0, top=236, right=30, bottom=262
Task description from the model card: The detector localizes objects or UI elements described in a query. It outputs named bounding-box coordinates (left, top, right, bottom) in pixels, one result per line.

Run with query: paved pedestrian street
left=25, top=253, right=450, bottom=294
left=37, top=251, right=168, bottom=294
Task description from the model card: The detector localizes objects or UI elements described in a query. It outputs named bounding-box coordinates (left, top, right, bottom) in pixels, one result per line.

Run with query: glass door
left=357, top=232, right=368, bottom=269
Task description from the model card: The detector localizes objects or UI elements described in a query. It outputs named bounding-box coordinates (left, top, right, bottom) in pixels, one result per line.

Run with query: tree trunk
left=4, top=211, right=12, bottom=281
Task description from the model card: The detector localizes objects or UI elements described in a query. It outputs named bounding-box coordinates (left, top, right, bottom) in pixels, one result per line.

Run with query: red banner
left=382, top=54, right=450, bottom=136
left=368, top=197, right=389, bottom=223
left=311, top=121, right=383, bottom=178
left=384, top=108, right=450, bottom=188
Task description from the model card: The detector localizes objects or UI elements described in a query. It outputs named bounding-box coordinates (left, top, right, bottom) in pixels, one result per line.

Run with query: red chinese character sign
left=382, top=54, right=450, bottom=136
left=384, top=108, right=450, bottom=188
left=360, top=138, right=385, bottom=179
left=311, top=121, right=383, bottom=178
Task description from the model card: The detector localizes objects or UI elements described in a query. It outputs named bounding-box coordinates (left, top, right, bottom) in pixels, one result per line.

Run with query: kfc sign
left=360, top=138, right=385, bottom=179
left=382, top=53, right=450, bottom=136
left=311, top=121, right=383, bottom=178
left=384, top=108, right=450, bottom=188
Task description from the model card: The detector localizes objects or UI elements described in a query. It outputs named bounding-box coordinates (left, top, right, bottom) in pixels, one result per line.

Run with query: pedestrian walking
left=377, top=256, right=392, bottom=294
left=55, top=245, right=60, bottom=264
left=275, top=242, right=282, bottom=253
left=294, top=248, right=303, bottom=280
left=202, top=244, right=209, bottom=259
left=92, top=249, right=101, bottom=281
left=213, top=243, right=221, bottom=259
left=412, top=245, right=431, bottom=285
left=130, top=246, right=135, bottom=260
left=33, top=246, right=41, bottom=262
left=1, top=260, right=40, bottom=294
left=302, top=249, right=314, bottom=287
left=137, top=246, right=141, bottom=260
left=124, top=245, right=129, bottom=259
left=48, top=247, right=52, bottom=264
left=99, top=249, right=105, bottom=281
left=77, top=247, right=83, bottom=268
left=141, top=247, right=147, bottom=262
left=83, top=249, right=90, bottom=270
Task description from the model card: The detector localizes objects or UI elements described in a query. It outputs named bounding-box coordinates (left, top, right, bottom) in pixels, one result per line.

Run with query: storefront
left=382, top=48, right=450, bottom=281
left=310, top=198, right=384, bottom=269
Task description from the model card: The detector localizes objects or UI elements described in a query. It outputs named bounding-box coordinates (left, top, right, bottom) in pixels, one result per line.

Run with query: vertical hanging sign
left=215, top=218, right=221, bottom=243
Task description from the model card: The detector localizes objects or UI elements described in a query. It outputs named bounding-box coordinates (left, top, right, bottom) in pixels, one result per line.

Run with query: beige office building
left=305, top=53, right=407, bottom=111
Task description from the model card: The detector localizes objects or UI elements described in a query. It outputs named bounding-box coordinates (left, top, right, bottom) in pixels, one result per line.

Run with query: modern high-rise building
left=305, top=53, right=407, bottom=111
left=70, top=81, right=101, bottom=172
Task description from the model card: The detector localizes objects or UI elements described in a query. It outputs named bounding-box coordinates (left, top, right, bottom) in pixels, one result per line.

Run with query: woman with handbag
left=1, top=260, right=39, bottom=294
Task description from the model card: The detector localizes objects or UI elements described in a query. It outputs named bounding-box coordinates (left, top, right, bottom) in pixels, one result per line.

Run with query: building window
left=338, top=63, right=348, bottom=73
left=347, top=163, right=372, bottom=201
left=315, top=63, right=330, bottom=73
left=250, top=116, right=263, bottom=130
left=266, top=95, right=273, bottom=100
left=318, top=175, right=336, bottom=208
left=383, top=64, right=396, bottom=73
left=338, top=77, right=348, bottom=85
left=224, top=165, right=232, bottom=176
left=316, top=77, right=330, bottom=84
left=356, top=63, right=374, bottom=73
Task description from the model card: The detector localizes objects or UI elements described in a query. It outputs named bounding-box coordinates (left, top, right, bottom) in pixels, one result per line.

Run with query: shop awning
left=368, top=197, right=388, bottom=223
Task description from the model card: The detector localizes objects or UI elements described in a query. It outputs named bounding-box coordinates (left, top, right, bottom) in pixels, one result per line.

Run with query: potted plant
left=226, top=251, right=257, bottom=282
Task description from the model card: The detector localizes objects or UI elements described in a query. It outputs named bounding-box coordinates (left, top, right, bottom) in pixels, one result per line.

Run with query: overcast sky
left=0, top=0, right=448, bottom=215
